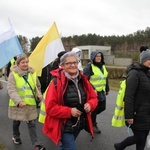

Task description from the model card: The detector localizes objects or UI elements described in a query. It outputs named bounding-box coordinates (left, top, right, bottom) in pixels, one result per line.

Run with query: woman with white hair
left=43, top=51, right=98, bottom=150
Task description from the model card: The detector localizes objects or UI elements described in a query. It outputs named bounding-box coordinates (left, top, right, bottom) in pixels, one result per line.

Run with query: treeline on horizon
left=18, top=26, right=150, bottom=53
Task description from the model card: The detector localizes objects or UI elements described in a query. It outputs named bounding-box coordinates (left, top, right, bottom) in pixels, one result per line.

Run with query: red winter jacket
left=43, top=68, right=98, bottom=145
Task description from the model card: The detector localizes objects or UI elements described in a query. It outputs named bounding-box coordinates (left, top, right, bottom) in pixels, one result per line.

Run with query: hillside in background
left=61, top=27, right=150, bottom=52
left=18, top=26, right=150, bottom=53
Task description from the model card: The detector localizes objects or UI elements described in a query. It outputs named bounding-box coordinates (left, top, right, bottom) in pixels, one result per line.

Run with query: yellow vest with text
left=112, top=80, right=126, bottom=127
left=90, top=64, right=108, bottom=92
left=9, top=72, right=37, bottom=106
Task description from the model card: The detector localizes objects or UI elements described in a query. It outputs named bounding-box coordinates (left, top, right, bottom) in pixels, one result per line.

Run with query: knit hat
left=139, top=45, right=148, bottom=53
left=140, top=49, right=150, bottom=63
left=57, top=51, right=66, bottom=58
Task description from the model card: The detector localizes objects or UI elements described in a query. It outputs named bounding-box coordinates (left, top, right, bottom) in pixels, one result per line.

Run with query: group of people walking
left=2, top=45, right=150, bottom=150
left=4, top=47, right=109, bottom=150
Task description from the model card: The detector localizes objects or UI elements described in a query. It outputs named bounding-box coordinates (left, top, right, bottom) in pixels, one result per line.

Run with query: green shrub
left=109, top=78, right=124, bottom=91
left=106, top=66, right=126, bottom=91
left=114, top=51, right=140, bottom=62
left=106, top=66, right=126, bottom=79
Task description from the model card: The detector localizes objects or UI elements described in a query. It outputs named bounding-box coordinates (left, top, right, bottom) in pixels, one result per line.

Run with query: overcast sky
left=0, top=0, right=150, bottom=39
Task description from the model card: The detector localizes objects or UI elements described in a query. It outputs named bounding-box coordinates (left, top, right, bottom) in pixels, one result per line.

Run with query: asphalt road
left=0, top=80, right=149, bottom=150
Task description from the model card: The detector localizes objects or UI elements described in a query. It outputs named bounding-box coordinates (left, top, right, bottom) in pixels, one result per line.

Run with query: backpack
left=111, top=79, right=126, bottom=127
left=38, top=58, right=59, bottom=94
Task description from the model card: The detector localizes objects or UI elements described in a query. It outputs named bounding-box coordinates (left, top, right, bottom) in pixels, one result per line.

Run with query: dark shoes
left=12, top=137, right=22, bottom=145
left=114, top=143, right=122, bottom=150
left=93, top=124, right=101, bottom=134
left=12, top=137, right=46, bottom=150
left=33, top=145, right=46, bottom=150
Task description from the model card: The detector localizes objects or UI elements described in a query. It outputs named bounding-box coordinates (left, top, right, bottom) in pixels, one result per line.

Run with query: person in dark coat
left=5, top=56, right=17, bottom=81
left=38, top=51, right=66, bottom=94
left=83, top=51, right=109, bottom=134
left=114, top=49, right=150, bottom=150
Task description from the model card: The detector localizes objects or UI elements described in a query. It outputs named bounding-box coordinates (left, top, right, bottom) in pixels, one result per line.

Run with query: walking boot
left=93, top=123, right=101, bottom=134
left=114, top=143, right=122, bottom=150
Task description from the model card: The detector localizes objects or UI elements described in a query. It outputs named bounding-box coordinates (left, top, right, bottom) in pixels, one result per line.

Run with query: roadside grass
left=0, top=141, right=7, bottom=150
left=109, top=78, right=124, bottom=91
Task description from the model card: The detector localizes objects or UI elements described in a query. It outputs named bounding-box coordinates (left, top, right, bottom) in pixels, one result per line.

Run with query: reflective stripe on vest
left=112, top=80, right=126, bottom=127
left=38, top=100, right=46, bottom=123
left=90, top=64, right=108, bottom=92
left=38, top=88, right=48, bottom=123
left=38, top=80, right=55, bottom=123
left=9, top=72, right=37, bottom=106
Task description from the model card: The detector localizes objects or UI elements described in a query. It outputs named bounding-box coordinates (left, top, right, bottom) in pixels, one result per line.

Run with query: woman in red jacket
left=43, top=51, right=98, bottom=150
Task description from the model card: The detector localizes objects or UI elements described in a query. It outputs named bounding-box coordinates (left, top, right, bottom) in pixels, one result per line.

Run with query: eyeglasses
left=64, top=61, right=78, bottom=66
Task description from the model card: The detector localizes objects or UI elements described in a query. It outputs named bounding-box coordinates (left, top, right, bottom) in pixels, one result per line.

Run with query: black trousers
left=13, top=120, right=39, bottom=146
left=91, top=100, right=106, bottom=124
left=118, top=129, right=149, bottom=150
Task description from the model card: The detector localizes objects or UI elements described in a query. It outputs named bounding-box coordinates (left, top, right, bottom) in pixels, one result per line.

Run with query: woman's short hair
left=16, top=54, right=28, bottom=65
left=60, top=51, right=78, bottom=65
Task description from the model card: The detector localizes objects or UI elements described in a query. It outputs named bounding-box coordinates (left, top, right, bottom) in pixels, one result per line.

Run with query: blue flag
left=0, top=27, right=23, bottom=69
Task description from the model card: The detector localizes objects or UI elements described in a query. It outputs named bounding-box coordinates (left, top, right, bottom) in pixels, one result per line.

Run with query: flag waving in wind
left=29, top=22, right=65, bottom=76
left=0, top=27, right=23, bottom=69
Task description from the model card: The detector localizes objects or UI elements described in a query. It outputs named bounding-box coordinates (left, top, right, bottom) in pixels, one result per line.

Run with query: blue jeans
left=58, top=130, right=80, bottom=150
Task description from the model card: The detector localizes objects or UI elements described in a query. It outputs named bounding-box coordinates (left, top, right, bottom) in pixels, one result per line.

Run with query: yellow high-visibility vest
left=38, top=79, right=54, bottom=123
left=9, top=72, right=37, bottom=106
left=90, top=64, right=108, bottom=92
left=112, top=80, right=126, bottom=127
left=10, top=58, right=15, bottom=66
left=38, top=100, right=46, bottom=123
left=38, top=87, right=48, bottom=123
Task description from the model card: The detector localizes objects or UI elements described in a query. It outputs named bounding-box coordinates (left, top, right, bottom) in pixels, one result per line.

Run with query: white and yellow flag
left=29, top=22, right=65, bottom=76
